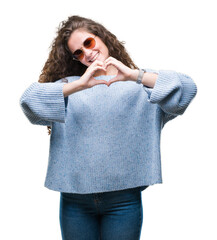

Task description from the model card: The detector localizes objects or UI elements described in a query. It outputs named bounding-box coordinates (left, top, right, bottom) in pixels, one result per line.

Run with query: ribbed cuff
left=143, top=70, right=182, bottom=104
left=20, top=81, right=68, bottom=124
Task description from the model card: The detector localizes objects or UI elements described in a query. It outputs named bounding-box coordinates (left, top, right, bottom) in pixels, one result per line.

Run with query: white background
left=1, top=0, right=216, bottom=239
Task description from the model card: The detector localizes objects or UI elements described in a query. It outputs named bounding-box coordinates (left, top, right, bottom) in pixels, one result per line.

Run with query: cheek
left=102, top=45, right=108, bottom=53
left=98, top=45, right=109, bottom=57
left=97, top=42, right=107, bottom=53
left=103, top=46, right=109, bottom=56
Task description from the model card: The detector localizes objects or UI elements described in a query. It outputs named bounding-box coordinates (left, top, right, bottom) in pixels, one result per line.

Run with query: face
left=67, top=29, right=110, bottom=67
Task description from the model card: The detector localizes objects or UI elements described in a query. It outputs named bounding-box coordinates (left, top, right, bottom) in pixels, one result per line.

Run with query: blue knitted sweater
left=19, top=68, right=197, bottom=194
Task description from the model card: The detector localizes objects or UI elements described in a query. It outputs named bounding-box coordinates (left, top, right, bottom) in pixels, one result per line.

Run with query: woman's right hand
left=79, top=60, right=108, bottom=88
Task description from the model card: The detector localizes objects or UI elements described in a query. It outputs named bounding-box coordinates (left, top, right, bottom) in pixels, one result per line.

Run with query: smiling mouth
left=89, top=52, right=99, bottom=62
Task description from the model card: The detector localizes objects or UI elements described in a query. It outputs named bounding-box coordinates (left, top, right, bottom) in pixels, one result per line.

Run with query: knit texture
left=19, top=68, right=197, bottom=194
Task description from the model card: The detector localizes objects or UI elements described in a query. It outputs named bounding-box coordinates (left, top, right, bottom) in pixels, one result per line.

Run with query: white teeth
left=90, top=52, right=99, bottom=62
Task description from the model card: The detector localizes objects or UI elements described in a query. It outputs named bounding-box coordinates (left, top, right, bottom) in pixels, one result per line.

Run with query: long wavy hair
left=39, top=15, right=139, bottom=135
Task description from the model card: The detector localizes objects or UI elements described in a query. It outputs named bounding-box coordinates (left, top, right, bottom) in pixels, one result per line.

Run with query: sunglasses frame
left=72, top=35, right=97, bottom=61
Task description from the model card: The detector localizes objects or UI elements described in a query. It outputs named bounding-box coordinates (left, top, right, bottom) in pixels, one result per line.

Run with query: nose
left=82, top=48, right=93, bottom=60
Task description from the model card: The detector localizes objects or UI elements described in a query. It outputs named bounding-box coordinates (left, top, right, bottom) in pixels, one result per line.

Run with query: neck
left=93, top=65, right=118, bottom=77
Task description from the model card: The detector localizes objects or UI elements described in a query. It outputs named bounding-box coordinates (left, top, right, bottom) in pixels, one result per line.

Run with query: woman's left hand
left=104, top=57, right=137, bottom=86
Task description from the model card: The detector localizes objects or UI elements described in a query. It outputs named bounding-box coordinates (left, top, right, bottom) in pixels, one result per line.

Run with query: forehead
left=67, top=29, right=94, bottom=52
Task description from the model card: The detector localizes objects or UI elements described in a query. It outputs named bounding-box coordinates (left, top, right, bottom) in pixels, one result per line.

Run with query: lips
left=89, top=52, right=99, bottom=62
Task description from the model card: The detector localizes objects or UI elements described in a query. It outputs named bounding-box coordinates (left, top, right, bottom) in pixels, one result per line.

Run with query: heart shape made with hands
left=93, top=66, right=119, bottom=87
left=94, top=74, right=118, bottom=87
left=92, top=56, right=135, bottom=87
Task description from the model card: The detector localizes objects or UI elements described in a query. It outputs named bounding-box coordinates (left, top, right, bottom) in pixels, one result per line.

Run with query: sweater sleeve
left=143, top=69, right=197, bottom=125
left=19, top=81, right=68, bottom=126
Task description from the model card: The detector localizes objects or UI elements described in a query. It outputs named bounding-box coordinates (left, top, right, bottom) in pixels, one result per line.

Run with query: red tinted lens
left=73, top=37, right=95, bottom=61
left=73, top=49, right=83, bottom=60
left=84, top=37, right=96, bottom=49
left=73, top=49, right=83, bottom=57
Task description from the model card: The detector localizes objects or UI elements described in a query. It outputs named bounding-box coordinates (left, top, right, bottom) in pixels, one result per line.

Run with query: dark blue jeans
left=59, top=187, right=144, bottom=240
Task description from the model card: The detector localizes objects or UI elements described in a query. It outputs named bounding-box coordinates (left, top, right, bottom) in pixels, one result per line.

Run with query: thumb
left=94, top=80, right=108, bottom=85
left=107, top=76, right=119, bottom=86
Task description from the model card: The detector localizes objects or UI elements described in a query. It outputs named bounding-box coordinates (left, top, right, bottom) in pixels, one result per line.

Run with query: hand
left=79, top=60, right=108, bottom=88
left=104, top=57, right=137, bottom=87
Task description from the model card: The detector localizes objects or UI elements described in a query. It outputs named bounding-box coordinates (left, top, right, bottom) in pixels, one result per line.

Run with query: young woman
left=20, top=15, right=197, bottom=240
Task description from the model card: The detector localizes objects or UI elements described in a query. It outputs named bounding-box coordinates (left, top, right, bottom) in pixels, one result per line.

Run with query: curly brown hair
left=38, top=15, right=139, bottom=135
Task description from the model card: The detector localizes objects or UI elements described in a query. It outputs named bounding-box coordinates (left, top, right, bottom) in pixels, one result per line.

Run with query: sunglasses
left=72, top=36, right=96, bottom=61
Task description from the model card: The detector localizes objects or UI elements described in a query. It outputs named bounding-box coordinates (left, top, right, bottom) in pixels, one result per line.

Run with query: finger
left=94, top=79, right=110, bottom=87
left=104, top=60, right=120, bottom=70
left=107, top=77, right=119, bottom=86
left=107, top=80, right=117, bottom=86
left=109, top=76, right=118, bottom=82
left=104, top=56, right=116, bottom=63
left=92, top=60, right=104, bottom=66
left=89, top=60, right=103, bottom=69
left=93, top=66, right=107, bottom=73
left=93, top=79, right=108, bottom=85
left=104, top=59, right=118, bottom=67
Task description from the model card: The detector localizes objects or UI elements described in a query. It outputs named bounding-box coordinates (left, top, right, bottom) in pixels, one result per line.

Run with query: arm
left=103, top=57, right=197, bottom=122
left=130, top=68, right=197, bottom=123
left=19, top=79, right=86, bottom=126
left=63, top=80, right=86, bottom=97
left=19, top=81, right=67, bottom=125
left=130, top=69, right=158, bottom=88
left=20, top=59, right=111, bottom=126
